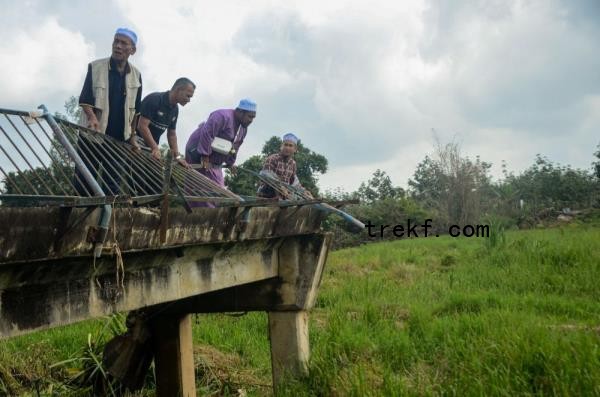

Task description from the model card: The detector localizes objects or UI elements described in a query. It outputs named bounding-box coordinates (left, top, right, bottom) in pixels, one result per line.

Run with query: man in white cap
left=76, top=28, right=143, bottom=194
left=257, top=133, right=312, bottom=199
left=185, top=99, right=257, bottom=190
left=79, top=28, right=142, bottom=142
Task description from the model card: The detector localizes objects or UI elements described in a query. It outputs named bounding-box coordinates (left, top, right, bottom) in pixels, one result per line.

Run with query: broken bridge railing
left=0, top=105, right=363, bottom=238
left=0, top=106, right=242, bottom=208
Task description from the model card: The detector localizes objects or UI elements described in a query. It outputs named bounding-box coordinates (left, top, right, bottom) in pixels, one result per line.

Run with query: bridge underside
left=0, top=205, right=328, bottom=337
left=0, top=205, right=331, bottom=395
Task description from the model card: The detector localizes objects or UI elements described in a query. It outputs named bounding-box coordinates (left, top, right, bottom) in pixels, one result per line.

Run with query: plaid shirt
left=258, top=153, right=300, bottom=198
left=263, top=153, right=296, bottom=184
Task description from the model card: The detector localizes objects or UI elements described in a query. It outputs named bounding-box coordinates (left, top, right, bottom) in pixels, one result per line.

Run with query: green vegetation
left=281, top=225, right=600, bottom=396
left=1, top=225, right=599, bottom=395
left=324, top=140, right=599, bottom=248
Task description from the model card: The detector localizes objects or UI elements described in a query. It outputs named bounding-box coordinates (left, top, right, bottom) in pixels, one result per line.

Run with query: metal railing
left=0, top=106, right=364, bottom=234
left=0, top=106, right=241, bottom=207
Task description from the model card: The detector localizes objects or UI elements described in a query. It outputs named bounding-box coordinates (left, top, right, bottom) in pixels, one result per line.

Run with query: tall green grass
left=279, top=226, right=600, bottom=396
left=1, top=225, right=599, bottom=395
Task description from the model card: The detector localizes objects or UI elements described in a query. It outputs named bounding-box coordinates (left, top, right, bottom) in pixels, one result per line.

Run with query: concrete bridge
left=0, top=107, right=351, bottom=395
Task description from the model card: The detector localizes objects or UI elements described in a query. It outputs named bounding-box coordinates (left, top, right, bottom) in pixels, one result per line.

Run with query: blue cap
left=237, top=98, right=257, bottom=112
left=282, top=133, right=298, bottom=144
left=115, top=28, right=138, bottom=46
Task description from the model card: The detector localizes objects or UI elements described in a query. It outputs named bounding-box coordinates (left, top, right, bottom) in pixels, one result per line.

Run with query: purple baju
left=185, top=109, right=247, bottom=206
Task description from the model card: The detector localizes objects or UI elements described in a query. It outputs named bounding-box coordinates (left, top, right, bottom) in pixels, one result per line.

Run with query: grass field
left=1, top=223, right=599, bottom=396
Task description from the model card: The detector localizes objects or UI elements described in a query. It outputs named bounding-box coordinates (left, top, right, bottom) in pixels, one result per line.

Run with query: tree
left=505, top=154, right=596, bottom=211
left=322, top=172, right=426, bottom=248
left=356, top=169, right=404, bottom=203
left=408, top=155, right=444, bottom=207
left=1, top=97, right=127, bottom=198
left=2, top=96, right=83, bottom=197
left=224, top=155, right=264, bottom=197
left=225, top=136, right=328, bottom=196
left=54, top=95, right=81, bottom=122
left=408, top=140, right=493, bottom=227
left=594, top=143, right=600, bottom=180
left=2, top=143, right=76, bottom=197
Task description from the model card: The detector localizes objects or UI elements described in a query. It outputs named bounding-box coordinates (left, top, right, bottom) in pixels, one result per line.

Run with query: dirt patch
left=194, top=345, right=271, bottom=396
left=548, top=324, right=600, bottom=335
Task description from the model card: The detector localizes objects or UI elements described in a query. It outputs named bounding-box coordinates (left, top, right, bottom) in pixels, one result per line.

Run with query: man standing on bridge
left=185, top=98, right=257, bottom=188
left=76, top=28, right=143, bottom=195
left=136, top=77, right=196, bottom=166
left=78, top=27, right=142, bottom=144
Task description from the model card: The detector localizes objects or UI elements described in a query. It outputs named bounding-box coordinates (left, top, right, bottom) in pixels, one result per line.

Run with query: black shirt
left=138, top=91, right=179, bottom=143
left=79, top=58, right=142, bottom=141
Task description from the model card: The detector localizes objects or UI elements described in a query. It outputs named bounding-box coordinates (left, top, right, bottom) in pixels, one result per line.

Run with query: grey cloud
left=233, top=11, right=313, bottom=73
left=420, top=0, right=600, bottom=136
left=1, top=0, right=130, bottom=52
left=231, top=9, right=423, bottom=166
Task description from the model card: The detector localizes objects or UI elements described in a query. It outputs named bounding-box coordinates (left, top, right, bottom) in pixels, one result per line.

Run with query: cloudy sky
left=1, top=0, right=598, bottom=192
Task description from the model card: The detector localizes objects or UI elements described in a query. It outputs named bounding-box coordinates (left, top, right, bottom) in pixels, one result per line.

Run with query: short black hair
left=172, top=77, right=196, bottom=90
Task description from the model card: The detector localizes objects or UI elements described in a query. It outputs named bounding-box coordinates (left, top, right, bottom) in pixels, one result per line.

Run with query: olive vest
left=79, top=57, right=141, bottom=140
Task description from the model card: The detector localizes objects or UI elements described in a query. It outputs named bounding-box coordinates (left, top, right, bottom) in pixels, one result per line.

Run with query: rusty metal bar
left=0, top=164, right=24, bottom=194
left=60, top=122, right=163, bottom=195
left=62, top=123, right=139, bottom=195
left=172, top=169, right=220, bottom=198
left=40, top=106, right=113, bottom=257
left=0, top=108, right=33, bottom=116
left=0, top=123, right=55, bottom=195
left=67, top=120, right=239, bottom=202
left=171, top=169, right=214, bottom=197
left=58, top=124, right=120, bottom=194
left=99, top=137, right=164, bottom=195
left=67, top=132, right=120, bottom=196
left=0, top=194, right=118, bottom=207
left=171, top=165, right=239, bottom=199
left=4, top=114, right=68, bottom=195
left=31, top=117, right=94, bottom=197
left=15, top=115, right=73, bottom=196
left=159, top=153, right=174, bottom=243
left=61, top=123, right=156, bottom=195
left=0, top=138, right=39, bottom=194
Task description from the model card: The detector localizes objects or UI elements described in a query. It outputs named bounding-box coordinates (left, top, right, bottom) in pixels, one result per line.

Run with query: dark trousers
left=74, top=134, right=125, bottom=196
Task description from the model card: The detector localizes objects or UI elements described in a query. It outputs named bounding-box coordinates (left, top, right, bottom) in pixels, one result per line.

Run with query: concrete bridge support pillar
left=268, top=310, right=310, bottom=393
left=153, top=314, right=196, bottom=397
